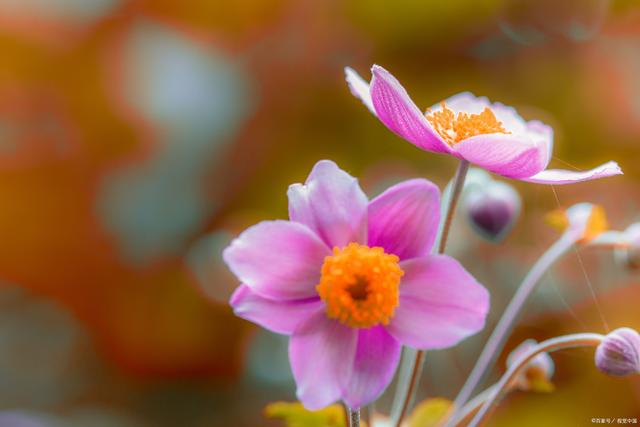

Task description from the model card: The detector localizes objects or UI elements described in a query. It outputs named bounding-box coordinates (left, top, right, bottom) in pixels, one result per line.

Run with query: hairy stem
left=450, top=231, right=578, bottom=418
left=392, top=159, right=470, bottom=427
left=348, top=407, right=360, bottom=427
left=468, top=333, right=604, bottom=427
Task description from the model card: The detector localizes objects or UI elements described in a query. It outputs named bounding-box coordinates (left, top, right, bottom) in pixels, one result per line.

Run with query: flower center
left=425, top=102, right=510, bottom=145
left=316, top=243, right=404, bottom=328
left=545, top=205, right=608, bottom=244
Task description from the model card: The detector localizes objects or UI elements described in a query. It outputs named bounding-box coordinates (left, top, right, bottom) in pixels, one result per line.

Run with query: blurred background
left=0, top=0, right=639, bottom=426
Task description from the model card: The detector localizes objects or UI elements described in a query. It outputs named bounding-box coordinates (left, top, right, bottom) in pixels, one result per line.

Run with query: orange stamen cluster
left=545, top=205, right=608, bottom=244
left=426, top=102, right=510, bottom=145
left=316, top=243, right=403, bottom=328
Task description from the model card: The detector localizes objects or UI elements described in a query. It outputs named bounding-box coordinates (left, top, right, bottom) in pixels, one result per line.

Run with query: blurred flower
left=507, top=339, right=555, bottom=392
left=0, top=411, right=48, bottom=427
left=224, top=160, right=489, bottom=409
left=595, top=327, right=640, bottom=377
left=345, top=65, right=622, bottom=184
left=615, top=231, right=640, bottom=271
left=186, top=230, right=237, bottom=304
left=0, top=286, right=88, bottom=407
left=460, top=169, right=521, bottom=242
left=0, top=0, right=120, bottom=46
left=586, top=223, right=640, bottom=269
left=586, top=223, right=638, bottom=249
left=101, top=20, right=251, bottom=265
left=545, top=203, right=609, bottom=244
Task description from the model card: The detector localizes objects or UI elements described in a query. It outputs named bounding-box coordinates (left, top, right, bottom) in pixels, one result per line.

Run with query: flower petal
left=387, top=255, right=489, bottom=349
left=345, top=67, right=375, bottom=114
left=288, top=160, right=368, bottom=248
left=289, top=311, right=357, bottom=410
left=369, top=65, right=452, bottom=154
left=527, top=120, right=554, bottom=169
left=521, top=161, right=623, bottom=185
left=367, top=179, right=440, bottom=260
left=453, top=134, right=546, bottom=179
left=342, top=326, right=401, bottom=409
left=223, top=220, right=330, bottom=300
left=230, top=285, right=323, bottom=335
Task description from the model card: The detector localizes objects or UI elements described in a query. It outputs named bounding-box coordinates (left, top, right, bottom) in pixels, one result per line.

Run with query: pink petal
left=367, top=179, right=440, bottom=260
left=229, top=285, right=323, bottom=335
left=369, top=65, right=452, bottom=154
left=342, top=326, right=401, bottom=409
left=289, top=311, right=357, bottom=410
left=288, top=160, right=368, bottom=248
left=453, top=134, right=546, bottom=179
left=521, top=161, right=623, bottom=185
left=223, top=220, right=330, bottom=300
left=527, top=120, right=554, bottom=169
left=387, top=255, right=489, bottom=349
left=345, top=67, right=375, bottom=114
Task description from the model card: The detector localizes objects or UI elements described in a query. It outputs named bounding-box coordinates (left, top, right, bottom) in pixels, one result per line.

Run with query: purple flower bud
left=595, top=327, right=640, bottom=376
left=464, top=180, right=521, bottom=243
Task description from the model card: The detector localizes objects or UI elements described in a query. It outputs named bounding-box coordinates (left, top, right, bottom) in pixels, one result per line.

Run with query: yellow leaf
left=265, top=401, right=346, bottom=427
left=407, top=398, right=453, bottom=427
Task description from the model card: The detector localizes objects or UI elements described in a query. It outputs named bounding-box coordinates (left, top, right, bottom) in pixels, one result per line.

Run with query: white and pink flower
left=346, top=65, right=622, bottom=185
left=224, top=160, right=489, bottom=409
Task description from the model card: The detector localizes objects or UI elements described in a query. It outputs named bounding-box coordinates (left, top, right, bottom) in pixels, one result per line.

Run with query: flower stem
left=438, top=159, right=470, bottom=253
left=449, top=385, right=497, bottom=427
left=348, top=407, right=360, bottom=427
left=450, top=232, right=577, bottom=418
left=468, top=333, right=604, bottom=427
left=391, top=159, right=470, bottom=427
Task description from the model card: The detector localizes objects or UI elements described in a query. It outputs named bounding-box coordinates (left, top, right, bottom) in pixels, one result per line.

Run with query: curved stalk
left=449, top=385, right=497, bottom=427
left=451, top=231, right=578, bottom=416
left=392, top=159, right=470, bottom=427
left=468, top=333, right=604, bottom=427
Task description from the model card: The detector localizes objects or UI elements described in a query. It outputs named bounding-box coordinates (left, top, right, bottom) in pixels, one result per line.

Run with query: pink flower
left=345, top=65, right=622, bottom=185
left=224, top=160, right=489, bottom=410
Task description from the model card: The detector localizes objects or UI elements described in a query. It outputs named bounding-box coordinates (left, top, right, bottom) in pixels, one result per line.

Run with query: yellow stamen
left=581, top=205, right=608, bottom=243
left=426, top=102, right=510, bottom=145
left=545, top=205, right=608, bottom=244
left=316, top=243, right=403, bottom=328
left=545, top=209, right=570, bottom=232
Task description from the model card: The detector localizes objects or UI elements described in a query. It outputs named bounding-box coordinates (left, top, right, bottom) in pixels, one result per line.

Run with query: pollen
left=426, top=102, right=510, bottom=145
left=316, top=243, right=404, bottom=329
